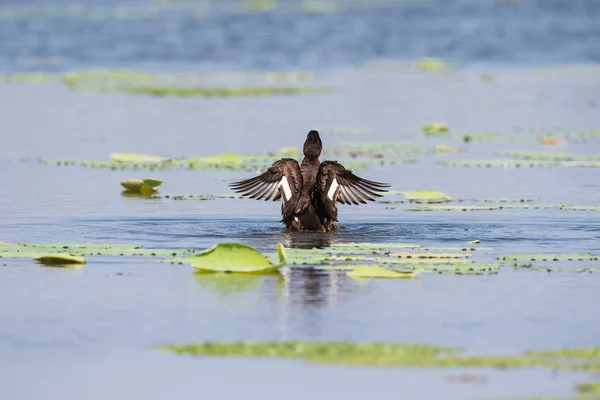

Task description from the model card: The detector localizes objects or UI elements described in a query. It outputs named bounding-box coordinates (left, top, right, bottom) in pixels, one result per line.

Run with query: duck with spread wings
left=229, top=130, right=390, bottom=232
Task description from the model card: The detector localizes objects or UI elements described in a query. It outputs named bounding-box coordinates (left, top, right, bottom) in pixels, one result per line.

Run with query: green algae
left=156, top=341, right=600, bottom=372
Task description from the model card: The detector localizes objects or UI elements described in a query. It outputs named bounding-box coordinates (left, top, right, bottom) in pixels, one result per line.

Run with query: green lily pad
left=498, top=253, right=599, bottom=262
left=94, top=85, right=328, bottom=98
left=34, top=254, right=86, bottom=266
left=156, top=341, right=600, bottom=371
left=142, top=178, right=163, bottom=188
left=111, top=153, right=170, bottom=163
left=347, top=266, right=418, bottom=279
left=438, top=160, right=559, bottom=168
left=0, top=242, right=193, bottom=258
left=402, top=205, right=502, bottom=211
left=422, top=122, right=449, bottom=133
left=576, top=382, right=600, bottom=394
left=189, top=242, right=287, bottom=273
left=403, top=190, right=453, bottom=203
left=498, top=151, right=600, bottom=161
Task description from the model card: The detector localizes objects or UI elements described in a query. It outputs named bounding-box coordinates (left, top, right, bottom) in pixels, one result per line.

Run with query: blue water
left=2, top=1, right=600, bottom=399
left=0, top=0, right=599, bottom=72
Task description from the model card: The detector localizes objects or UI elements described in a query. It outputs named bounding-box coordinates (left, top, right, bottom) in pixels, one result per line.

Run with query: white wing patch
left=279, top=176, right=293, bottom=201
left=327, top=178, right=339, bottom=201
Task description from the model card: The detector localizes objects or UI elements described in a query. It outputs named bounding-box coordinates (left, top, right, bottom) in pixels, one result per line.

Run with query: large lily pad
left=189, top=243, right=287, bottom=273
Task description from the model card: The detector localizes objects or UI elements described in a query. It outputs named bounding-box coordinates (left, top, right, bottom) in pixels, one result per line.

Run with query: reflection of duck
left=230, top=130, right=389, bottom=232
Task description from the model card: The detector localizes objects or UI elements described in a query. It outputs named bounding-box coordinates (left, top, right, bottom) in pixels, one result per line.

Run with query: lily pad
left=423, top=122, right=449, bottom=133
left=498, top=253, right=599, bottom=262
left=97, top=85, right=328, bottom=98
left=156, top=341, right=600, bottom=371
left=120, top=179, right=158, bottom=195
left=111, top=153, right=170, bottom=163
left=189, top=242, right=287, bottom=273
left=389, top=252, right=471, bottom=259
left=576, top=382, right=600, bottom=394
left=347, top=266, right=418, bottom=279
left=403, top=190, right=453, bottom=203
left=34, top=254, right=86, bottom=266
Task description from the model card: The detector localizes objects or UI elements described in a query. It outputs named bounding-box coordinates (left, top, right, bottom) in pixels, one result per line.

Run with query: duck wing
left=314, top=161, right=390, bottom=221
left=229, top=158, right=303, bottom=224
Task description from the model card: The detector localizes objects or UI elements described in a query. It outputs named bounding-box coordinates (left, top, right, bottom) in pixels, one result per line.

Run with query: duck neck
left=301, top=156, right=320, bottom=167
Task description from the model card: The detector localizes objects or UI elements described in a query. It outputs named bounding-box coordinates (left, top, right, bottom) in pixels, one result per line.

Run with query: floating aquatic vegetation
left=120, top=178, right=163, bottom=195
left=539, top=137, right=568, bottom=146
left=422, top=122, right=449, bottom=133
left=480, top=73, right=494, bottom=82
left=402, top=190, right=453, bottom=204
left=515, top=265, right=598, bottom=273
left=110, top=153, right=172, bottom=164
left=438, top=160, right=559, bottom=168
left=347, top=266, right=418, bottom=279
left=0, top=242, right=194, bottom=259
left=400, top=205, right=504, bottom=211
left=414, top=58, right=455, bottom=71
left=498, top=253, right=599, bottom=262
left=89, top=85, right=328, bottom=98
left=498, top=151, right=600, bottom=161
left=435, top=144, right=466, bottom=153
left=388, top=252, right=472, bottom=259
left=156, top=341, right=600, bottom=372
left=189, top=243, right=287, bottom=274
left=34, top=254, right=86, bottom=267
left=576, top=382, right=600, bottom=394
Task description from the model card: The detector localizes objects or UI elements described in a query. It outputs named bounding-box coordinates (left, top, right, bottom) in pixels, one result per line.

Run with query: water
left=1, top=0, right=600, bottom=72
left=2, top=1, right=600, bottom=399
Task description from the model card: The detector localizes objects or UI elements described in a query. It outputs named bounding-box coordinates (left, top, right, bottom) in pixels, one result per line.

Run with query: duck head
left=303, top=130, right=322, bottom=159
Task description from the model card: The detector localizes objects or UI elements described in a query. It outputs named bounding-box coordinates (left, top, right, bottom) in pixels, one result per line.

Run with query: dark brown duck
left=229, top=130, right=390, bottom=232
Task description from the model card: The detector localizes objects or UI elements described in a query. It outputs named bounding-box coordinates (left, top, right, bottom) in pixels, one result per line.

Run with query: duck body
left=230, top=130, right=390, bottom=232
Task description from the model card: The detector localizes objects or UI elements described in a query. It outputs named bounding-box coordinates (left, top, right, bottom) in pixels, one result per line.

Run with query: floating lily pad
left=498, top=151, right=600, bottom=161
left=34, top=254, right=86, bottom=266
left=423, top=122, right=449, bottom=133
left=438, top=160, right=559, bottom=168
left=96, top=85, right=328, bottom=98
left=402, top=205, right=502, bottom=211
left=576, top=382, right=600, bottom=394
left=499, top=253, right=599, bottom=262
left=389, top=252, right=471, bottom=259
left=120, top=179, right=158, bottom=195
left=156, top=341, right=600, bottom=371
left=403, top=190, right=453, bottom=203
left=347, top=266, right=418, bottom=279
left=189, top=242, right=286, bottom=273
left=0, top=242, right=193, bottom=258
left=111, top=153, right=171, bottom=163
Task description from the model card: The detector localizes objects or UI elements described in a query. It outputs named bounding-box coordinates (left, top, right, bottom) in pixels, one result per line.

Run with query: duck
left=229, top=130, right=390, bottom=232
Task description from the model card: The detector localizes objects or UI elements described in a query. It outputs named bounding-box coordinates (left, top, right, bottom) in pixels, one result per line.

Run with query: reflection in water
left=193, top=271, right=265, bottom=295
left=281, top=231, right=336, bottom=250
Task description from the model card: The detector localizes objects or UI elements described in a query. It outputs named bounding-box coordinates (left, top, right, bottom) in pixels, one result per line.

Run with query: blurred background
left=1, top=0, right=599, bottom=72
